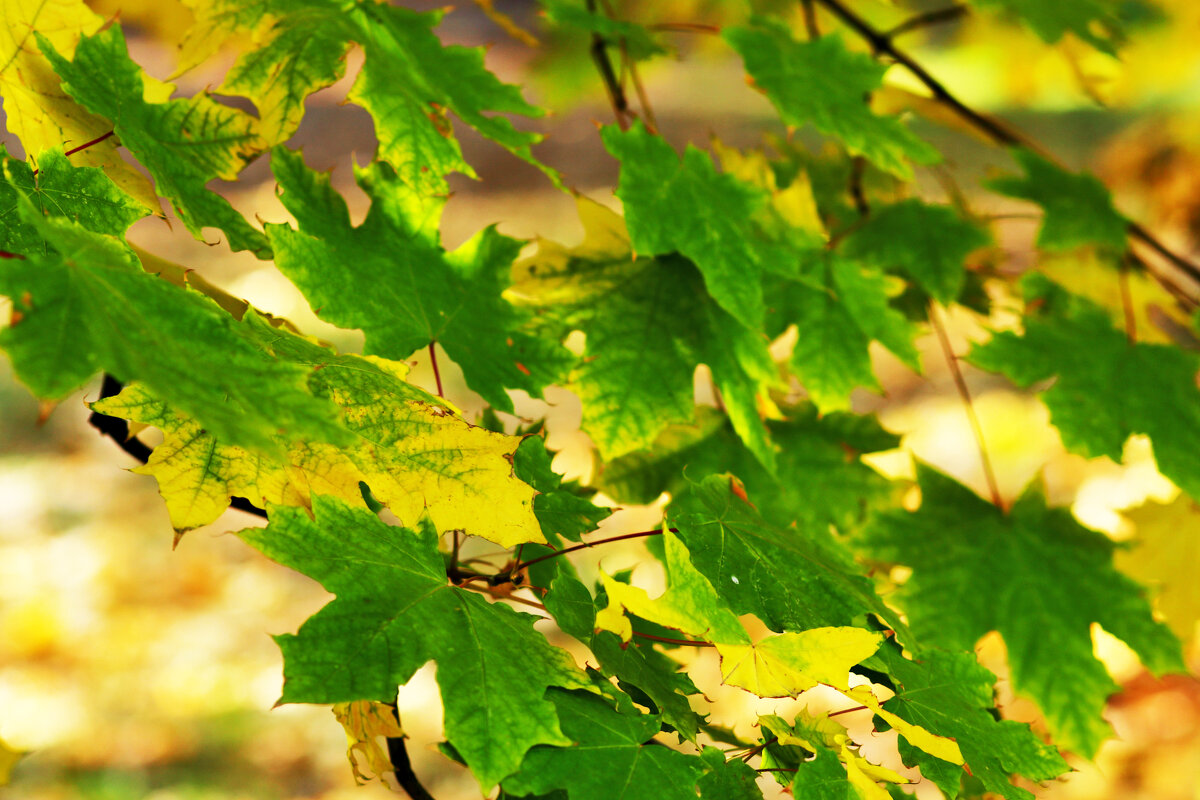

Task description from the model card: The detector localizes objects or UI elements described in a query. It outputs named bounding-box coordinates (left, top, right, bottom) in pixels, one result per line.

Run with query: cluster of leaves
left=0, top=0, right=1195, bottom=797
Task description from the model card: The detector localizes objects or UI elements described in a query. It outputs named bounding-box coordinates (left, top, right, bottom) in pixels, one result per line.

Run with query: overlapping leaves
left=860, top=464, right=1183, bottom=756
left=267, top=146, right=568, bottom=413
left=239, top=496, right=588, bottom=788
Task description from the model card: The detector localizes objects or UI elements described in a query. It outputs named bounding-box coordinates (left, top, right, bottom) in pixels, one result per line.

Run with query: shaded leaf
left=512, top=196, right=778, bottom=467
left=841, top=199, right=991, bottom=305
left=985, top=149, right=1128, bottom=252
left=725, top=20, right=939, bottom=179
left=239, top=496, right=587, bottom=788
left=503, top=689, right=704, bottom=800
left=859, top=464, right=1184, bottom=756
left=267, top=147, right=570, bottom=412
left=969, top=0, right=1125, bottom=54
left=969, top=274, right=1200, bottom=498
left=40, top=25, right=270, bottom=254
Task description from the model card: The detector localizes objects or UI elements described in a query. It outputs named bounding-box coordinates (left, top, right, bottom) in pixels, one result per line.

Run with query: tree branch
left=810, top=0, right=1200, bottom=291
left=883, top=4, right=967, bottom=40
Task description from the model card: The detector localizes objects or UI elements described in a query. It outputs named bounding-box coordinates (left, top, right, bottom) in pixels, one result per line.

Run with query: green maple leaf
left=696, top=747, right=763, bottom=799
left=39, top=25, right=270, bottom=256
left=541, top=571, right=704, bottom=740
left=539, top=0, right=666, bottom=61
left=512, top=197, right=778, bottom=467
left=0, top=185, right=343, bottom=454
left=969, top=274, right=1200, bottom=498
left=179, top=0, right=554, bottom=194
left=724, top=20, right=939, bottom=180
left=239, top=496, right=587, bottom=788
left=600, top=405, right=899, bottom=535
left=767, top=253, right=920, bottom=413
left=669, top=475, right=908, bottom=638
left=601, top=122, right=798, bottom=330
left=512, top=433, right=611, bottom=544
left=266, top=146, right=569, bottom=412
left=841, top=199, right=991, bottom=305
left=0, top=148, right=146, bottom=252
left=986, top=150, right=1128, bottom=251
left=503, top=690, right=705, bottom=800
left=859, top=464, right=1183, bottom=756
left=867, top=642, right=1068, bottom=800
left=969, top=0, right=1125, bottom=54
left=760, top=711, right=909, bottom=798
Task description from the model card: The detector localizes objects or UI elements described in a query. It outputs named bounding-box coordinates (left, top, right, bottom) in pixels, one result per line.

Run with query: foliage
left=0, top=0, right=1197, bottom=798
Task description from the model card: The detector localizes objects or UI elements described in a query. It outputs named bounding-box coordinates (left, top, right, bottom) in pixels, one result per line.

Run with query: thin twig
left=883, top=4, right=968, bottom=40
left=827, top=704, right=869, bottom=717
left=1119, top=255, right=1137, bottom=343
left=515, top=528, right=674, bottom=571
left=801, top=0, right=820, bottom=39
left=587, top=0, right=632, bottom=129
left=928, top=302, right=1003, bottom=508
left=810, top=0, right=1200, bottom=290
left=634, top=631, right=715, bottom=647
left=428, top=342, right=444, bottom=398
left=849, top=156, right=869, bottom=217
left=649, top=22, right=720, bottom=35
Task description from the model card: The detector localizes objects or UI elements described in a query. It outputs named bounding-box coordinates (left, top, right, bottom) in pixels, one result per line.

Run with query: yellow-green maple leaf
left=761, top=711, right=907, bottom=800
left=94, top=317, right=542, bottom=547
left=596, top=530, right=963, bottom=765
left=331, top=700, right=405, bottom=785
left=0, top=734, right=24, bottom=784
left=0, top=0, right=159, bottom=209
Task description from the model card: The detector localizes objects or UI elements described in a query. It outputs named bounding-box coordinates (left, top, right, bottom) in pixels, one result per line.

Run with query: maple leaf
left=179, top=0, right=554, bottom=194
left=860, top=464, right=1184, bottom=756
left=969, top=274, right=1200, bottom=498
left=599, top=405, right=900, bottom=535
left=766, top=252, right=921, bottom=414
left=331, top=700, right=405, bottom=785
left=669, top=475, right=908, bottom=638
left=540, top=0, right=667, bottom=61
left=502, top=689, right=706, bottom=800
left=841, top=199, right=991, bottom=305
left=696, top=747, right=763, bottom=800
left=725, top=19, right=939, bottom=180
left=39, top=25, right=270, bottom=255
left=267, top=146, right=569, bottom=413
left=541, top=571, right=704, bottom=741
left=0, top=0, right=159, bottom=209
left=594, top=529, right=960, bottom=764
left=0, top=735, right=23, bottom=785
left=239, top=496, right=588, bottom=789
left=1118, top=496, right=1200, bottom=644
left=760, top=711, right=908, bottom=800
left=96, top=315, right=544, bottom=547
left=969, top=0, right=1125, bottom=54
left=0, top=176, right=344, bottom=454
left=986, top=149, right=1129, bottom=252
left=866, top=641, right=1068, bottom=800
left=512, top=433, right=611, bottom=544
left=511, top=196, right=779, bottom=467
left=601, top=121, right=797, bottom=330
left=1, top=147, right=147, bottom=251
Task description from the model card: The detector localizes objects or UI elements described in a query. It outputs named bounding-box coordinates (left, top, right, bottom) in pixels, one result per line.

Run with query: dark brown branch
left=883, top=4, right=967, bottom=39
left=811, top=0, right=1200, bottom=289
left=428, top=342, right=444, bottom=398
left=385, top=704, right=437, bottom=800
left=634, top=631, right=715, bottom=647
left=587, top=0, right=633, bottom=129
left=801, top=0, right=820, bottom=39
left=515, top=527, right=674, bottom=571
left=88, top=374, right=267, bottom=519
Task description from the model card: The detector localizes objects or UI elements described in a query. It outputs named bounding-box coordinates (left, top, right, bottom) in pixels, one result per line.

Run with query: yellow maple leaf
left=0, top=735, right=25, bottom=785
left=331, top=700, right=404, bottom=784
left=0, top=0, right=160, bottom=209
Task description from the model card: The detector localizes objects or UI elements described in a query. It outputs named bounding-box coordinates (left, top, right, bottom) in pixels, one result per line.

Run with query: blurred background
left=2, top=0, right=1200, bottom=797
